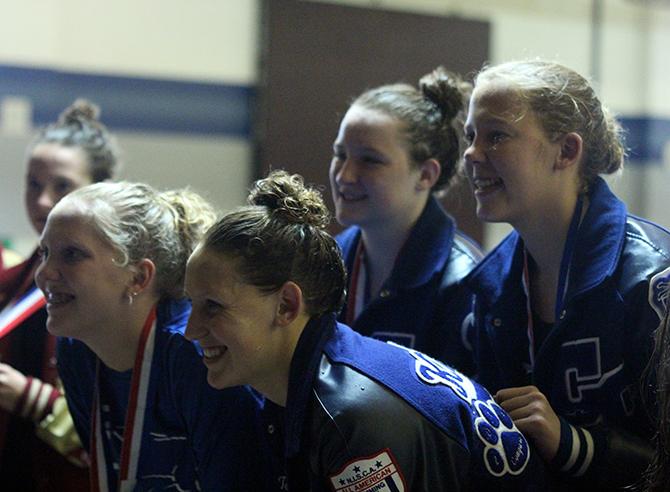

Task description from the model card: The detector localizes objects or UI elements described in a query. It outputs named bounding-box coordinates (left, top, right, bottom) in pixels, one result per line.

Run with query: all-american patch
left=649, top=266, right=670, bottom=321
left=329, top=449, right=406, bottom=492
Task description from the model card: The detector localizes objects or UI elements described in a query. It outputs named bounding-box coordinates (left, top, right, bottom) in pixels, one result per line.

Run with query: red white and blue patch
left=0, top=286, right=46, bottom=339
left=649, top=266, right=670, bottom=321
left=329, top=449, right=406, bottom=492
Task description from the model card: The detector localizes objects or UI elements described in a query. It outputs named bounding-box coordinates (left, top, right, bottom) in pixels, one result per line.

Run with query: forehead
left=186, top=247, right=240, bottom=291
left=42, top=201, right=101, bottom=244
left=336, top=105, right=404, bottom=142
left=467, top=83, right=529, bottom=125
left=28, top=143, right=90, bottom=178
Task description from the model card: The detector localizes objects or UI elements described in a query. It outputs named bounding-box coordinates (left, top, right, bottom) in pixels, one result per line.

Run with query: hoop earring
left=127, top=291, right=138, bottom=305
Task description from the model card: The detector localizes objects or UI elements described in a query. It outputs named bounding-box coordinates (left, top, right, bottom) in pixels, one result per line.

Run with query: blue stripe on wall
left=1, top=65, right=668, bottom=158
left=618, top=117, right=669, bottom=163
left=0, top=64, right=253, bottom=137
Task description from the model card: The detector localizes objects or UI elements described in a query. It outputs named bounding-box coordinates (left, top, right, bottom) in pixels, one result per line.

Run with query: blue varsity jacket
left=281, top=314, right=545, bottom=491
left=336, top=195, right=483, bottom=374
left=466, top=177, right=670, bottom=488
left=57, top=298, right=277, bottom=491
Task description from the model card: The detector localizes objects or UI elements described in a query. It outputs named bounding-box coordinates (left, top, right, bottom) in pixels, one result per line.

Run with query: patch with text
left=329, top=449, right=406, bottom=492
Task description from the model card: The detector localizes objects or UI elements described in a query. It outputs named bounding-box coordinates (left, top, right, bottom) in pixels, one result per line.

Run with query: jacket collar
left=284, top=313, right=336, bottom=457
left=467, top=177, right=626, bottom=307
left=340, top=196, right=456, bottom=290
left=568, top=177, right=626, bottom=296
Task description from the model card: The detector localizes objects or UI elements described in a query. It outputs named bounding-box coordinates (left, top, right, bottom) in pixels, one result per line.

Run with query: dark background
left=256, top=0, right=490, bottom=243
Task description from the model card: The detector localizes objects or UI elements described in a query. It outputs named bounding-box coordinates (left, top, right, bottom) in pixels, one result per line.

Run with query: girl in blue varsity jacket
left=36, top=182, right=272, bottom=491
left=462, top=59, right=670, bottom=489
left=185, top=170, right=545, bottom=491
left=331, top=68, right=482, bottom=373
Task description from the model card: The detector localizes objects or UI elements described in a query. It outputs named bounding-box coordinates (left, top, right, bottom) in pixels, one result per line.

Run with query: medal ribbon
left=345, top=240, right=369, bottom=325
left=90, top=306, right=157, bottom=492
left=522, top=197, right=583, bottom=370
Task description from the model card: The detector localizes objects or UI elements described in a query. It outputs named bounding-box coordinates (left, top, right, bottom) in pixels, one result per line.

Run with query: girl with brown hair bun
left=185, top=169, right=544, bottom=491
left=330, top=67, right=483, bottom=374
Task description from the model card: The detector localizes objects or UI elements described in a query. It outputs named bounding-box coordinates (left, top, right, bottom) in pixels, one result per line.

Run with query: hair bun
left=58, top=98, right=101, bottom=125
left=249, top=170, right=330, bottom=229
left=419, top=66, right=471, bottom=123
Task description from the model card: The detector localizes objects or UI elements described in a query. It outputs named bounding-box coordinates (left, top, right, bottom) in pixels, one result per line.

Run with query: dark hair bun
left=58, top=98, right=101, bottom=125
left=249, top=170, right=330, bottom=229
left=419, top=66, right=471, bottom=123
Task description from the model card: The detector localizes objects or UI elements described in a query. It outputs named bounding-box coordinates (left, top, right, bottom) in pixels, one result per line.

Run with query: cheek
left=328, top=161, right=340, bottom=182
left=24, top=190, right=37, bottom=210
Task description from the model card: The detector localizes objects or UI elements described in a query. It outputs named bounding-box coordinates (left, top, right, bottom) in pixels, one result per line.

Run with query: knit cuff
left=15, top=376, right=61, bottom=422
left=550, top=417, right=595, bottom=477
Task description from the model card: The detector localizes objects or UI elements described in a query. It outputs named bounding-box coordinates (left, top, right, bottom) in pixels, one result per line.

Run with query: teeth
left=203, top=347, right=225, bottom=359
left=473, top=178, right=503, bottom=190
left=47, top=292, right=74, bottom=305
left=339, top=190, right=365, bottom=201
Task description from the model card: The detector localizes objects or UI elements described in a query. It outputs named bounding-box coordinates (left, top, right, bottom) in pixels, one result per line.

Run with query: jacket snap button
left=379, top=289, right=390, bottom=298
left=492, top=318, right=502, bottom=327
left=267, top=424, right=275, bottom=434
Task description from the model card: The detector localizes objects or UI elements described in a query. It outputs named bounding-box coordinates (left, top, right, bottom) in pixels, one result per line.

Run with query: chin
left=207, top=372, right=236, bottom=390
left=475, top=205, right=507, bottom=224
left=335, top=211, right=357, bottom=228
left=46, top=318, right=70, bottom=338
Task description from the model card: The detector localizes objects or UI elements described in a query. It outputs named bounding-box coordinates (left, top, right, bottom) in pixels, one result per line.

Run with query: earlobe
left=555, top=132, right=583, bottom=170
left=129, top=258, right=156, bottom=294
left=275, top=281, right=304, bottom=326
left=416, top=158, right=441, bottom=191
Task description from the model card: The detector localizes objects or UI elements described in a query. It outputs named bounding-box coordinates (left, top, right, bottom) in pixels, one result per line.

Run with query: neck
left=256, top=313, right=311, bottom=407
left=360, top=198, right=427, bottom=295
left=85, top=296, right=158, bottom=372
left=520, top=194, right=587, bottom=322
left=518, top=193, right=584, bottom=277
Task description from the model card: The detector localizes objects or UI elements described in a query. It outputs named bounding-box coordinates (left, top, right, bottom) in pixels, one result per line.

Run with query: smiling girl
left=185, top=170, right=543, bottom=491
left=463, top=60, right=670, bottom=488
left=330, top=68, right=482, bottom=372
left=36, top=181, right=271, bottom=491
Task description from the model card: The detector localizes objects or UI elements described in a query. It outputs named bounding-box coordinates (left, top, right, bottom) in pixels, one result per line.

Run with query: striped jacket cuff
left=551, top=417, right=595, bottom=477
left=15, top=376, right=61, bottom=422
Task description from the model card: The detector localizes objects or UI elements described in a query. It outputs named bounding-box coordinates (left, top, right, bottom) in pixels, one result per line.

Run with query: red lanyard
left=90, top=307, right=157, bottom=492
left=345, top=241, right=367, bottom=325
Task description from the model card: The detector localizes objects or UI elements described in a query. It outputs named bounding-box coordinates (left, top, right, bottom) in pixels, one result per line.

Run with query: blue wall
left=0, top=64, right=254, bottom=137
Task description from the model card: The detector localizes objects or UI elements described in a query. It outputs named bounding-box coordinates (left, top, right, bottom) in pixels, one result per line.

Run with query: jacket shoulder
left=625, top=216, right=670, bottom=261
left=620, top=216, right=670, bottom=284
left=443, top=231, right=485, bottom=287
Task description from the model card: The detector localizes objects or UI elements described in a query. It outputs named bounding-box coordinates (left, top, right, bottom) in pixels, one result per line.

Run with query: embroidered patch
left=397, top=345, right=530, bottom=477
left=649, top=266, right=670, bottom=321
left=329, top=449, right=406, bottom=492
left=399, top=346, right=479, bottom=405
left=474, top=400, right=530, bottom=476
